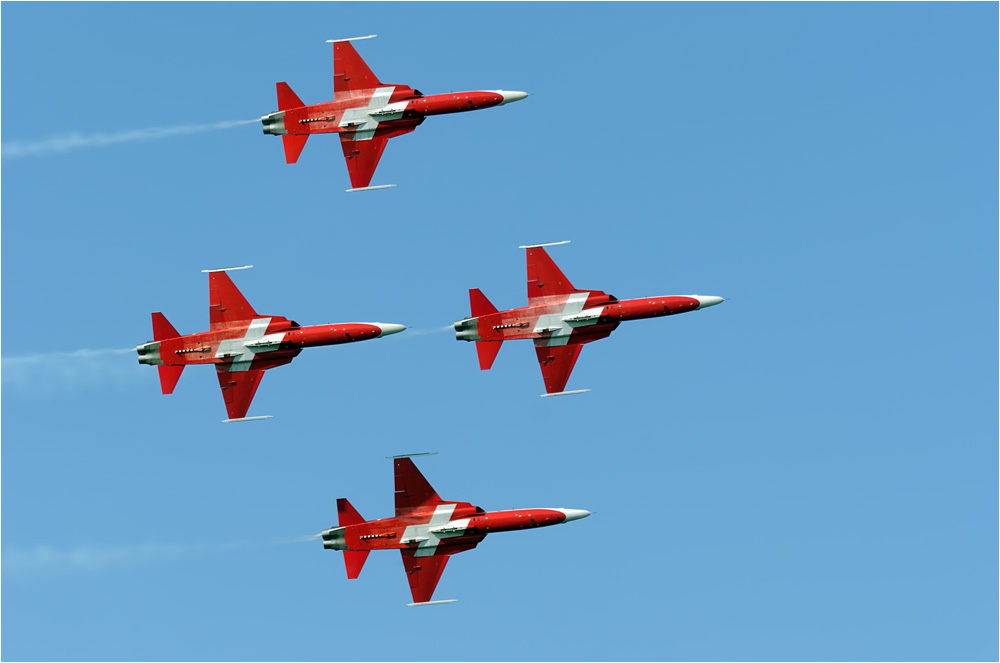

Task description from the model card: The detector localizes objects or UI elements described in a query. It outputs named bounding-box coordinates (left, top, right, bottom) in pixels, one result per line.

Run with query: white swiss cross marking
left=533, top=293, right=600, bottom=347
left=400, top=505, right=471, bottom=558
left=339, top=86, right=404, bottom=141
left=214, top=318, right=284, bottom=372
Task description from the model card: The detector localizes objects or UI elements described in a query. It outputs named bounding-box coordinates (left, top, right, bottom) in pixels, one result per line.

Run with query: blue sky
left=2, top=2, right=997, bottom=661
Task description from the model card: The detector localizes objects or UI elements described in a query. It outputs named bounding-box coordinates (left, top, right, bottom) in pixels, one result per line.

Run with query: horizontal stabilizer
left=221, top=415, right=273, bottom=423
left=282, top=134, right=309, bottom=164
left=151, top=312, right=180, bottom=342
left=387, top=452, right=438, bottom=459
left=407, top=599, right=458, bottom=607
left=469, top=288, right=498, bottom=318
left=476, top=340, right=503, bottom=371
left=276, top=82, right=305, bottom=111
left=338, top=498, right=366, bottom=527
left=157, top=365, right=184, bottom=395
left=343, top=549, right=370, bottom=580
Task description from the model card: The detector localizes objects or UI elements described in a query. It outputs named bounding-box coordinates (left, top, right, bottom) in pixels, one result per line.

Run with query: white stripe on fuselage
left=215, top=318, right=285, bottom=372
left=533, top=293, right=603, bottom=347
left=339, top=86, right=403, bottom=141
left=400, top=505, right=472, bottom=557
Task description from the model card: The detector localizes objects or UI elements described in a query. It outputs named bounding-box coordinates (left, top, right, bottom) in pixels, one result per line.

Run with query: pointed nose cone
left=694, top=295, right=725, bottom=309
left=496, top=90, right=529, bottom=105
left=554, top=508, right=591, bottom=522
left=375, top=323, right=407, bottom=338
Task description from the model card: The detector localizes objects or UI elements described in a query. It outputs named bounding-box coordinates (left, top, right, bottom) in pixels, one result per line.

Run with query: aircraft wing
left=534, top=330, right=613, bottom=394
left=400, top=549, right=450, bottom=604
left=216, top=366, right=265, bottom=420
left=526, top=246, right=576, bottom=302
left=399, top=540, right=481, bottom=605
left=340, top=124, right=420, bottom=190
left=209, top=271, right=258, bottom=331
left=340, top=132, right=391, bottom=190
left=333, top=40, right=381, bottom=98
left=394, top=457, right=443, bottom=517
left=534, top=341, right=584, bottom=395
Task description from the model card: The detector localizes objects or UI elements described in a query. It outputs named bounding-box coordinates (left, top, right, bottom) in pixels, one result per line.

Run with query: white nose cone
left=375, top=323, right=407, bottom=337
left=693, top=295, right=725, bottom=309
left=554, top=508, right=591, bottom=522
left=495, top=90, right=529, bottom=105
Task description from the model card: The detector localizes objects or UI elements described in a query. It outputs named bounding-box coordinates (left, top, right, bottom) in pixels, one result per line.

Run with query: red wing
left=394, top=457, right=443, bottom=517
left=526, top=246, right=576, bottom=302
left=340, top=124, right=420, bottom=189
left=534, top=341, right=584, bottom=395
left=533, top=330, right=615, bottom=394
left=400, top=550, right=449, bottom=604
left=340, top=133, right=389, bottom=190
left=209, top=271, right=258, bottom=331
left=333, top=41, right=381, bottom=98
left=215, top=366, right=264, bottom=420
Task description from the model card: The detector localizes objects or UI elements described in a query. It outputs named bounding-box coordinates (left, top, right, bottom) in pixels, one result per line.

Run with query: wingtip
left=407, top=599, right=459, bottom=607
left=539, top=389, right=592, bottom=398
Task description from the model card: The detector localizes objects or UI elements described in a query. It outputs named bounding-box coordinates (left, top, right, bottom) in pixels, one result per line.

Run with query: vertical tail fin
left=276, top=82, right=305, bottom=111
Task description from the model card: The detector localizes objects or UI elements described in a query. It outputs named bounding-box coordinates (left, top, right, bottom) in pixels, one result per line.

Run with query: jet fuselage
left=262, top=89, right=525, bottom=138
left=322, top=506, right=589, bottom=554
left=138, top=319, right=404, bottom=368
left=456, top=293, right=725, bottom=345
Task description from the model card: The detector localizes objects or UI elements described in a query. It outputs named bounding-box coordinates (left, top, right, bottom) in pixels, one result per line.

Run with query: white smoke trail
left=2, top=118, right=259, bottom=159
left=1, top=347, right=139, bottom=391
left=2, top=535, right=318, bottom=579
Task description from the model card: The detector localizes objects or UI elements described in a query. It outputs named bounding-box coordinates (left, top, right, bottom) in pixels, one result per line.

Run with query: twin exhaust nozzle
left=321, top=527, right=347, bottom=550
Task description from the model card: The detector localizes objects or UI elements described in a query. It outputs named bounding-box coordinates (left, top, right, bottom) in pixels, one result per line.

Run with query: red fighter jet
left=321, top=453, right=590, bottom=606
left=136, top=266, right=406, bottom=422
left=454, top=241, right=725, bottom=396
left=260, top=35, right=528, bottom=192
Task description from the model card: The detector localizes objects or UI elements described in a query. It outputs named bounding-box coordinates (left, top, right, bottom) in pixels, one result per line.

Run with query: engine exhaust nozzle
left=261, top=111, right=287, bottom=136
